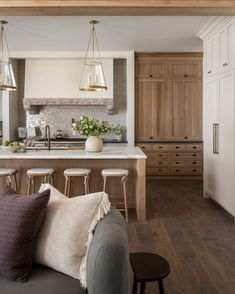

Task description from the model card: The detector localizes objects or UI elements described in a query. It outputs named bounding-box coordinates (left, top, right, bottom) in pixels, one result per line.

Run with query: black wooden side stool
left=130, top=252, right=170, bottom=294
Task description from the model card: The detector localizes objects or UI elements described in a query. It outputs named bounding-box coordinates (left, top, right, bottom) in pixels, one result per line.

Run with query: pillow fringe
left=79, top=193, right=111, bottom=288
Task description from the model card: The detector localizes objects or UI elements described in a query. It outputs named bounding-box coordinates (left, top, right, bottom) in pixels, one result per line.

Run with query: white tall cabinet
left=198, top=17, right=235, bottom=217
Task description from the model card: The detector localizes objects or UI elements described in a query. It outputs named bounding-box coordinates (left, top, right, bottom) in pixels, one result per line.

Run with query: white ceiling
left=3, top=16, right=211, bottom=52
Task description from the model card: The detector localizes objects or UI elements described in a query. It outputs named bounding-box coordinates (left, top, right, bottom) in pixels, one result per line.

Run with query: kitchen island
left=0, top=147, right=147, bottom=221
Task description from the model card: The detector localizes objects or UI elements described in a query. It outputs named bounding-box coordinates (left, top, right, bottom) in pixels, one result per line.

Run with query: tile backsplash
left=24, top=59, right=127, bottom=140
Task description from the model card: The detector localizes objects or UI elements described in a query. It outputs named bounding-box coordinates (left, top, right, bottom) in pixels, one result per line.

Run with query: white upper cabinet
left=205, top=35, right=218, bottom=76
left=219, top=26, right=229, bottom=69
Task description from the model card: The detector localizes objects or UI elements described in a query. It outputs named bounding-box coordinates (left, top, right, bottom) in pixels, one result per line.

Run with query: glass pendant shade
left=79, top=20, right=107, bottom=92
left=0, top=21, right=17, bottom=91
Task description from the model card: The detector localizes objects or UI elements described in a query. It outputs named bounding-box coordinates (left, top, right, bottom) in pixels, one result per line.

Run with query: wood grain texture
left=0, top=1, right=235, bottom=16
left=128, top=179, right=235, bottom=294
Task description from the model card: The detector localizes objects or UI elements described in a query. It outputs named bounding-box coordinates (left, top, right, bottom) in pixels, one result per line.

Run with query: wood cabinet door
left=169, top=60, right=202, bottom=79
left=204, top=78, right=218, bottom=199
left=218, top=70, right=235, bottom=216
left=152, top=80, right=171, bottom=139
left=171, top=79, right=202, bottom=140
left=135, top=80, right=154, bottom=141
left=136, top=60, right=167, bottom=79
left=136, top=61, right=151, bottom=78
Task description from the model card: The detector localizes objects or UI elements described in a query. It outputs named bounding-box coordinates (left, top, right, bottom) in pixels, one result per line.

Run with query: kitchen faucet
left=45, top=124, right=51, bottom=151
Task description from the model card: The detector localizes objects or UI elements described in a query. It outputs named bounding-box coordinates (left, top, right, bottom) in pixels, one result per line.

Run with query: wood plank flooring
left=128, top=180, right=235, bottom=294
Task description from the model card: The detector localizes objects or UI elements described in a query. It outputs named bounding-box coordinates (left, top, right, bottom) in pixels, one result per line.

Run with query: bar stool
left=101, top=168, right=129, bottom=222
left=64, top=168, right=91, bottom=197
left=0, top=168, right=18, bottom=192
left=27, top=168, right=55, bottom=195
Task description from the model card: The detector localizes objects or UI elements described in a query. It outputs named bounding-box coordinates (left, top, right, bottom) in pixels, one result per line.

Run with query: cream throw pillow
left=35, top=184, right=110, bottom=288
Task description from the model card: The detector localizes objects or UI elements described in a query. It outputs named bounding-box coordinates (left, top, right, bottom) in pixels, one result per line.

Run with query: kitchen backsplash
left=21, top=59, right=127, bottom=140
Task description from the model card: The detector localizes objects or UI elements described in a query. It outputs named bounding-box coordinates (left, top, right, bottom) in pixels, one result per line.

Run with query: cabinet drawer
left=147, top=167, right=169, bottom=175
left=186, top=144, right=203, bottom=151
left=147, top=160, right=168, bottom=167
left=168, top=144, right=186, bottom=151
left=147, top=152, right=169, bottom=160
left=170, top=167, right=202, bottom=175
left=170, top=152, right=202, bottom=160
left=153, top=144, right=170, bottom=151
left=170, top=160, right=202, bottom=167
left=136, top=144, right=153, bottom=151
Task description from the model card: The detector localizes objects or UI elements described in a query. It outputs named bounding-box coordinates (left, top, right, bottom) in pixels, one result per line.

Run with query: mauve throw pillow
left=0, top=186, right=50, bottom=282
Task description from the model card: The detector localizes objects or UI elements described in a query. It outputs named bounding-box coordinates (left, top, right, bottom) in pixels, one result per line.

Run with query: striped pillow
left=0, top=186, right=50, bottom=282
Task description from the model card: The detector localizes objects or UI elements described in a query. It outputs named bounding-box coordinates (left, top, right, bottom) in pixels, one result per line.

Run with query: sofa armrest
left=86, top=209, right=129, bottom=294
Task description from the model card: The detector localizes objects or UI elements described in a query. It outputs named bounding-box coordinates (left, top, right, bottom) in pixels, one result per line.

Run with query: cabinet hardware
left=213, top=123, right=219, bottom=154
left=176, top=146, right=180, bottom=149
left=158, top=154, right=163, bottom=157
left=149, top=74, right=153, bottom=77
left=150, top=136, right=153, bottom=139
left=159, top=162, right=163, bottom=164
left=176, top=169, right=180, bottom=172
left=193, top=146, right=196, bottom=149
left=184, top=74, right=188, bottom=78
left=176, top=162, right=180, bottom=164
left=193, top=162, right=196, bottom=164
left=223, top=63, right=228, bottom=67
left=141, top=146, right=146, bottom=149
left=176, top=154, right=179, bottom=157
left=193, top=154, right=197, bottom=157
left=208, top=71, right=212, bottom=74
left=158, top=169, right=162, bottom=172
left=193, top=169, right=197, bottom=172
left=159, top=146, right=163, bottom=149
left=184, top=136, right=188, bottom=139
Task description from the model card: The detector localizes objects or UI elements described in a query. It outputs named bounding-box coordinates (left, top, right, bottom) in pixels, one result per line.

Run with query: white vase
left=85, top=136, right=103, bottom=152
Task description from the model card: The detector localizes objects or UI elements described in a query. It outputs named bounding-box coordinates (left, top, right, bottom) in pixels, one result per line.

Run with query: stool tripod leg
left=84, top=176, right=89, bottom=194
left=158, top=279, right=165, bottom=294
left=13, top=174, right=18, bottom=192
left=64, top=176, right=68, bottom=196
left=132, top=277, right=138, bottom=294
left=140, top=281, right=146, bottom=294
left=103, top=176, right=107, bottom=192
left=27, top=177, right=31, bottom=195
left=67, top=176, right=71, bottom=197
left=7, top=175, right=12, bottom=188
left=122, top=176, right=128, bottom=223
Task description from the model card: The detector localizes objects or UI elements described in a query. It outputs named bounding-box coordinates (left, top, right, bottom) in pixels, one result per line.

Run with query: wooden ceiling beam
left=0, top=1, right=235, bottom=16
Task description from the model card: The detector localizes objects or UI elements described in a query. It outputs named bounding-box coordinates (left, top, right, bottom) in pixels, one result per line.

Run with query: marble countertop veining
left=0, top=147, right=147, bottom=160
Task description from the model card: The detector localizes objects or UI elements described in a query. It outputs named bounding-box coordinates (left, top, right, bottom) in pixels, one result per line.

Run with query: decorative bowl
left=1, top=146, right=20, bottom=153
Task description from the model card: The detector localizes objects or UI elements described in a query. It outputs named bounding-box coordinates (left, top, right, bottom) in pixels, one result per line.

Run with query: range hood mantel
left=23, top=58, right=114, bottom=114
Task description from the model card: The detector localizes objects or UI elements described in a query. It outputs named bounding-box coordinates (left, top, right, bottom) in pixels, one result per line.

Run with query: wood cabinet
left=135, top=53, right=202, bottom=142
left=136, top=79, right=170, bottom=141
left=137, top=142, right=203, bottom=177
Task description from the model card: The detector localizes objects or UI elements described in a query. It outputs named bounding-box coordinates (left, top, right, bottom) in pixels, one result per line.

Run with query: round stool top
left=27, top=168, right=55, bottom=176
left=101, top=168, right=129, bottom=177
left=0, top=168, right=17, bottom=176
left=130, top=252, right=170, bottom=282
left=64, top=168, right=91, bottom=176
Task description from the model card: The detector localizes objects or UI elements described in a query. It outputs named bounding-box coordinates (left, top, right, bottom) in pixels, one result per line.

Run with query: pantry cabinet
left=198, top=16, right=235, bottom=217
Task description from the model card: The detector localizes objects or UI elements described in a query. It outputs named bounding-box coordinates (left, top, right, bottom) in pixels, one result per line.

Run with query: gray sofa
left=0, top=209, right=129, bottom=294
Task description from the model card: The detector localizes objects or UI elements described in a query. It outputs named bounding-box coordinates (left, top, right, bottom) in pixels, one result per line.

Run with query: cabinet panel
left=220, top=27, right=229, bottom=69
left=136, top=60, right=167, bottom=78
left=152, top=80, right=171, bottom=139
left=135, top=80, right=154, bottom=141
left=169, top=60, right=202, bottom=78
left=218, top=70, right=235, bottom=215
left=171, top=80, right=202, bottom=140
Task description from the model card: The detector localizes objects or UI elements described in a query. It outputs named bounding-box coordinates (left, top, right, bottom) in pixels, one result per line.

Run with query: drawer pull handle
left=223, top=63, right=228, bottom=67
left=159, top=146, right=163, bottom=149
left=150, top=136, right=153, bottom=139
left=176, top=146, right=180, bottom=149
left=184, top=74, right=188, bottom=78
left=193, top=162, right=196, bottom=164
left=193, top=169, right=197, bottom=172
left=193, top=146, right=196, bottom=149
left=158, top=169, right=162, bottom=172
left=158, top=154, right=163, bottom=157
left=150, top=74, right=153, bottom=77
left=142, top=146, right=146, bottom=149
left=176, top=169, right=180, bottom=172
left=184, top=136, right=188, bottom=139
left=159, top=162, right=163, bottom=164
left=176, top=162, right=180, bottom=164
left=176, top=154, right=180, bottom=157
left=208, top=70, right=212, bottom=74
left=193, top=154, right=197, bottom=157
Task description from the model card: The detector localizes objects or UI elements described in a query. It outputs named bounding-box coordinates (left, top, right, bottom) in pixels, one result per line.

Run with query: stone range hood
left=23, top=58, right=114, bottom=114
left=23, top=97, right=114, bottom=114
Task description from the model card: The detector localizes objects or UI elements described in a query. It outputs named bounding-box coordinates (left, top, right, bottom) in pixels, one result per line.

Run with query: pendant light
left=0, top=20, right=17, bottom=91
left=79, top=20, right=107, bottom=92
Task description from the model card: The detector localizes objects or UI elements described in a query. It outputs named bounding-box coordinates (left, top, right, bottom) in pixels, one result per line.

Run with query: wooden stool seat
left=64, top=168, right=91, bottom=196
left=130, top=252, right=170, bottom=294
left=101, top=168, right=129, bottom=222
left=27, top=168, right=55, bottom=194
left=0, top=168, right=18, bottom=192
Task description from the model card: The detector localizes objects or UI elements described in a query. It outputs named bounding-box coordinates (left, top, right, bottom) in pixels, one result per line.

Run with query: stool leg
left=132, top=277, right=138, bottom=294
left=121, top=176, right=128, bottom=223
left=7, top=175, right=12, bottom=188
left=13, top=174, right=18, bottom=192
left=140, top=281, right=146, bottom=294
left=103, top=175, right=107, bottom=192
left=33, top=176, right=36, bottom=193
left=67, top=176, right=71, bottom=197
left=27, top=176, right=31, bottom=195
left=158, top=279, right=165, bottom=294
left=64, top=176, right=68, bottom=196
left=84, top=175, right=89, bottom=194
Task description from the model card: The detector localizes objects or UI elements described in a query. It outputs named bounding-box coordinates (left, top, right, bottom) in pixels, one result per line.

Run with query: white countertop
left=0, top=147, right=147, bottom=160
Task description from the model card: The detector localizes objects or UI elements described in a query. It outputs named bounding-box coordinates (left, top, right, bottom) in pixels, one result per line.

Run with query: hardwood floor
left=128, top=179, right=235, bottom=294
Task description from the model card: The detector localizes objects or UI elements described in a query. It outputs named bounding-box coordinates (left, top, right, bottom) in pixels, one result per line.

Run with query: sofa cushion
left=0, top=186, right=50, bottom=282
left=0, top=264, right=87, bottom=294
left=35, top=189, right=110, bottom=288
